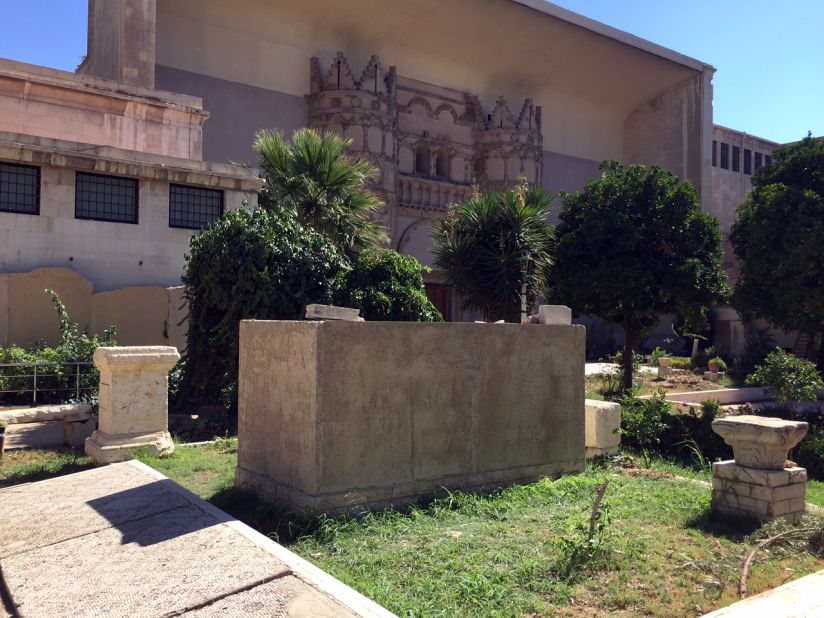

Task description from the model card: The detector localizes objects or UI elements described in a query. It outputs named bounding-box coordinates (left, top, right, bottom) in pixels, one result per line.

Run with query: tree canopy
left=730, top=135, right=824, bottom=366
left=552, top=162, right=728, bottom=389
left=254, top=128, right=388, bottom=253
left=432, top=180, right=555, bottom=323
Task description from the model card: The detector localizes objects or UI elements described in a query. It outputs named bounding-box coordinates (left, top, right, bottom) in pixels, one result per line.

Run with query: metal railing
left=0, top=361, right=96, bottom=403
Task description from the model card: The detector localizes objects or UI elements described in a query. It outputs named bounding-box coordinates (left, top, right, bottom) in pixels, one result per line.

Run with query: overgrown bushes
left=335, top=249, right=442, bottom=322
left=0, top=290, right=116, bottom=404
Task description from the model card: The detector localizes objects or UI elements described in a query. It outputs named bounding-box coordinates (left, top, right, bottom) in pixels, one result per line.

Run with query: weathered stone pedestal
left=85, top=346, right=180, bottom=464
left=711, top=415, right=809, bottom=523
left=657, top=357, right=673, bottom=379
left=585, top=399, right=621, bottom=458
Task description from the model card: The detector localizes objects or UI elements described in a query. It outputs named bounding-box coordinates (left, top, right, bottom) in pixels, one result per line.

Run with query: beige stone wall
left=154, top=0, right=708, bottom=165
left=623, top=74, right=710, bottom=201
left=236, top=320, right=586, bottom=512
left=0, top=134, right=261, bottom=292
left=0, top=59, right=205, bottom=160
left=0, top=268, right=186, bottom=351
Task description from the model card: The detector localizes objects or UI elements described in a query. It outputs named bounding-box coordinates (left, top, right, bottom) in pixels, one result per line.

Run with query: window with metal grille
left=712, top=140, right=717, bottom=166
left=720, top=143, right=729, bottom=169
left=732, top=146, right=740, bottom=172
left=75, top=172, right=138, bottom=223
left=0, top=162, right=40, bottom=215
left=744, top=149, right=752, bottom=174
left=169, top=184, right=224, bottom=230
left=765, top=154, right=772, bottom=168
left=754, top=152, right=763, bottom=171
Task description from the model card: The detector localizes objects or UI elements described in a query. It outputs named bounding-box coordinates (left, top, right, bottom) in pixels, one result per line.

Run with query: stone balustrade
left=85, top=346, right=180, bottom=464
left=398, top=175, right=473, bottom=213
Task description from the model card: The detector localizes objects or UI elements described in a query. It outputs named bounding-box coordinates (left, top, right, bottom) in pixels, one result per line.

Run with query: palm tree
left=432, top=180, right=555, bottom=323
left=254, top=128, right=388, bottom=252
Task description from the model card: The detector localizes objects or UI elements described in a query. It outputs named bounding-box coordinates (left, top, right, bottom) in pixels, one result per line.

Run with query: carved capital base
left=85, top=430, right=174, bottom=464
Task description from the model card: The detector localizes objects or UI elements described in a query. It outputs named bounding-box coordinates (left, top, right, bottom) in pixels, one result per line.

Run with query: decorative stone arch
left=406, top=96, right=435, bottom=116
left=433, top=104, right=460, bottom=124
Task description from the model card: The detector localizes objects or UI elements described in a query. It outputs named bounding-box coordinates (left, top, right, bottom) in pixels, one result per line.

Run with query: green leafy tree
left=336, top=249, right=443, bottom=322
left=431, top=180, right=555, bottom=323
left=746, top=347, right=824, bottom=418
left=180, top=208, right=350, bottom=409
left=552, top=162, right=728, bottom=390
left=730, top=135, right=824, bottom=367
left=254, top=128, right=388, bottom=253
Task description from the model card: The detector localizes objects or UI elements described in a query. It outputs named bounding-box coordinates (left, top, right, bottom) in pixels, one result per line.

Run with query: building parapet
left=0, top=132, right=262, bottom=192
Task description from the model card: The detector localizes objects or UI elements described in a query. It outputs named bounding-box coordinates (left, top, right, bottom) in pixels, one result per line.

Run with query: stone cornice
left=0, top=132, right=264, bottom=192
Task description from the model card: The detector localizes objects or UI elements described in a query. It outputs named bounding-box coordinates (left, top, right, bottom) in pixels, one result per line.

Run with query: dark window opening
left=712, top=140, right=717, bottom=167
left=744, top=149, right=752, bottom=175
left=415, top=145, right=430, bottom=175
left=720, top=143, right=729, bottom=169
left=435, top=148, right=450, bottom=179
left=75, top=172, right=138, bottom=224
left=424, top=282, right=452, bottom=321
left=732, top=146, right=740, bottom=172
left=169, top=184, right=224, bottom=230
left=0, top=162, right=40, bottom=215
left=755, top=152, right=763, bottom=171
left=765, top=154, right=772, bottom=168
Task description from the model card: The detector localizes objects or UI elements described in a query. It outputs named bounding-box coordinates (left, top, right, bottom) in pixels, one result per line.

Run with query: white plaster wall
left=0, top=167, right=255, bottom=291
left=155, top=0, right=631, bottom=162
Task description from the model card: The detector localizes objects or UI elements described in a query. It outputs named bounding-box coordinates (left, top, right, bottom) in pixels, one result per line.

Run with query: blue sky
left=1, top=0, right=821, bottom=143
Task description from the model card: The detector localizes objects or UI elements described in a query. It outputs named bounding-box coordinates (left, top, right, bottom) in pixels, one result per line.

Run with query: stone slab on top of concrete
left=236, top=319, right=586, bottom=512
left=0, top=460, right=393, bottom=617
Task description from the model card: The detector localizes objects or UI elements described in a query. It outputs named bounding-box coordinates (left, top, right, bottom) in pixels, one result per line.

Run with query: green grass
left=3, top=443, right=823, bottom=617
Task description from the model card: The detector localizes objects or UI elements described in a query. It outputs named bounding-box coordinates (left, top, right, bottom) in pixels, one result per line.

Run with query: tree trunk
left=816, top=330, right=824, bottom=372
left=622, top=311, right=635, bottom=392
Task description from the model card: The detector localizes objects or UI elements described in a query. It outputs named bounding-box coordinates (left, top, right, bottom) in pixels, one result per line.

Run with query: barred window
left=169, top=184, right=224, bottom=230
left=765, top=154, right=773, bottom=168
left=754, top=152, right=763, bottom=171
left=0, top=162, right=40, bottom=215
left=732, top=146, right=740, bottom=172
left=75, top=172, right=138, bottom=223
left=711, top=140, right=717, bottom=167
left=744, top=149, right=752, bottom=175
left=720, top=143, right=729, bottom=169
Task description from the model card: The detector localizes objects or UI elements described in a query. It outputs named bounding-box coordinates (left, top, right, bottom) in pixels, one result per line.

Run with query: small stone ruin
left=711, top=415, right=809, bottom=523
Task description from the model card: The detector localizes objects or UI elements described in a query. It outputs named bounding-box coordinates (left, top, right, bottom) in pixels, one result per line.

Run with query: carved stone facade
left=308, top=52, right=543, bottom=237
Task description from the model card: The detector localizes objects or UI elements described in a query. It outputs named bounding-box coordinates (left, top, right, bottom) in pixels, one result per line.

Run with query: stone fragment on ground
left=0, top=461, right=393, bottom=617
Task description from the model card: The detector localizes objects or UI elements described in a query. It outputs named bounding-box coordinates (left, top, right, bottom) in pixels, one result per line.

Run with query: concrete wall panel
left=236, top=320, right=586, bottom=512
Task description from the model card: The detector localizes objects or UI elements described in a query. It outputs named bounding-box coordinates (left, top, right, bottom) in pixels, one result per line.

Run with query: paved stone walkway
left=0, top=461, right=395, bottom=617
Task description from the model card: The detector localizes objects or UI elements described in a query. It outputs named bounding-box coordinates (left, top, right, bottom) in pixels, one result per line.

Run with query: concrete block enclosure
left=236, top=320, right=586, bottom=512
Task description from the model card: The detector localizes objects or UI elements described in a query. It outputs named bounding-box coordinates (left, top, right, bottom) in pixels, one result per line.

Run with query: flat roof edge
left=511, top=0, right=713, bottom=73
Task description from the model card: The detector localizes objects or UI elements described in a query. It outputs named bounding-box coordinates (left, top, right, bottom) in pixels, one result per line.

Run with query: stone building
left=1, top=0, right=727, bottom=342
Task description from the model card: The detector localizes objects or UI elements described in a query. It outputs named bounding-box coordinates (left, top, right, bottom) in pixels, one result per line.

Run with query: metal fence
left=0, top=362, right=96, bottom=403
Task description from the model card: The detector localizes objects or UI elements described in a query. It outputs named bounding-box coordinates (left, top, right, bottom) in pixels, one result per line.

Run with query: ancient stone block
left=712, top=460, right=806, bottom=523
left=85, top=346, right=179, bottom=464
left=711, top=415, right=808, bottom=470
left=63, top=418, right=96, bottom=449
left=304, top=304, right=364, bottom=322
left=585, top=399, right=620, bottom=459
left=537, top=305, right=572, bottom=325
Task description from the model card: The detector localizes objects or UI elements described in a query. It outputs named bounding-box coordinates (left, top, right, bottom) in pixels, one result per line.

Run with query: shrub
left=739, top=328, right=776, bottom=375
left=0, top=290, right=116, bottom=404
left=619, top=394, right=670, bottom=465
left=651, top=347, right=666, bottom=367
left=690, top=348, right=709, bottom=370
left=746, top=348, right=823, bottom=416
left=180, top=208, right=351, bottom=410
left=708, top=356, right=727, bottom=372
left=670, top=356, right=691, bottom=370
left=335, top=249, right=442, bottom=322
left=796, top=427, right=824, bottom=479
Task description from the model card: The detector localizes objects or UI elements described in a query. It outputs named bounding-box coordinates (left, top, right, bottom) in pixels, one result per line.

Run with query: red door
left=424, top=283, right=452, bottom=322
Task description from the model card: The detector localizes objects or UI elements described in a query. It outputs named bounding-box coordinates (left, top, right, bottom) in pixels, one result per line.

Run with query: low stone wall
left=0, top=268, right=187, bottom=350
left=236, top=319, right=586, bottom=512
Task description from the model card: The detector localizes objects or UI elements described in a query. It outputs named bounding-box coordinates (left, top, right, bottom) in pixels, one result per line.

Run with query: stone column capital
left=93, top=346, right=180, bottom=373
left=712, top=415, right=808, bottom=470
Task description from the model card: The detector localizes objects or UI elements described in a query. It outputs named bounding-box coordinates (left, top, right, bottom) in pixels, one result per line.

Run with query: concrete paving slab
left=3, top=504, right=290, bottom=618
left=182, top=576, right=358, bottom=617
left=0, top=460, right=394, bottom=617
left=0, top=463, right=189, bottom=558
left=701, top=569, right=824, bottom=617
